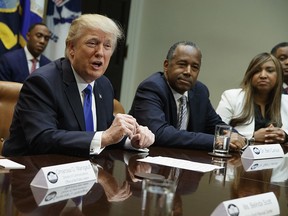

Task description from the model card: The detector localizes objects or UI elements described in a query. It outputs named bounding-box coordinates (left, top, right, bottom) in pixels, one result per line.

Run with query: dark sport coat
left=0, top=48, right=50, bottom=82
left=129, top=72, right=227, bottom=151
left=2, top=58, right=118, bottom=157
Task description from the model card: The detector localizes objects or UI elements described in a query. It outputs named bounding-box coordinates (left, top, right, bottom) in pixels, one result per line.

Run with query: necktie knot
left=84, top=84, right=92, bottom=95
left=179, top=95, right=186, bottom=104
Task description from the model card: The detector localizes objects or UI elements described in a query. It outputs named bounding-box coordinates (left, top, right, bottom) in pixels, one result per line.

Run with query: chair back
left=113, top=99, right=125, bottom=115
left=0, top=81, right=22, bottom=153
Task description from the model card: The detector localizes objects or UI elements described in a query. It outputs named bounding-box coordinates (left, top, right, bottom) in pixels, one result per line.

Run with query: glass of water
left=209, top=124, right=232, bottom=158
left=141, top=178, right=176, bottom=216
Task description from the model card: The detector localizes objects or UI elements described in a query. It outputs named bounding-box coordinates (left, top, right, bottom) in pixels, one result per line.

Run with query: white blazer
left=216, top=88, right=288, bottom=138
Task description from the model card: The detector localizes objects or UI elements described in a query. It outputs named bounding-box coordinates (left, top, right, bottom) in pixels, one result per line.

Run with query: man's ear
left=67, top=41, right=75, bottom=57
left=26, top=32, right=31, bottom=40
left=163, top=59, right=169, bottom=73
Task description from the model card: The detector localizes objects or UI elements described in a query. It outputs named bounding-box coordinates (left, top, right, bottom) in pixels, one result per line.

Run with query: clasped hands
left=102, top=113, right=155, bottom=149
left=254, top=124, right=287, bottom=144
left=229, top=124, right=287, bottom=152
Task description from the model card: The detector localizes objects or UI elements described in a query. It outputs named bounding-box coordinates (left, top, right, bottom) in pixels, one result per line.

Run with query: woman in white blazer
left=216, top=52, right=288, bottom=144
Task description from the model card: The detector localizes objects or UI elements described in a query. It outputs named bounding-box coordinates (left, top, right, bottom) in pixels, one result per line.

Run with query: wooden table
left=1, top=146, right=287, bottom=215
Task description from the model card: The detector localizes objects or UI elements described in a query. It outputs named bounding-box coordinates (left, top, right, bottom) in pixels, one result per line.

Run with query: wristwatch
left=241, top=136, right=255, bottom=153
left=248, top=136, right=255, bottom=145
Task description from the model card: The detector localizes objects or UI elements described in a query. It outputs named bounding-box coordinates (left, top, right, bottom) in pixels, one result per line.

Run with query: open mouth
left=91, top=61, right=103, bottom=69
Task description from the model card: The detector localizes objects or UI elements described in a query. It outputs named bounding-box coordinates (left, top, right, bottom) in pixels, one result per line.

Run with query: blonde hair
left=65, top=14, right=123, bottom=57
left=230, top=52, right=283, bottom=127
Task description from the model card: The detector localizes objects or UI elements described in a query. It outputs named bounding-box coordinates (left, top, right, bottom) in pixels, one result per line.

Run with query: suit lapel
left=93, top=81, right=106, bottom=131
left=161, top=73, right=178, bottom=127
left=61, top=59, right=86, bottom=131
left=19, top=49, right=30, bottom=77
left=187, top=89, right=195, bottom=130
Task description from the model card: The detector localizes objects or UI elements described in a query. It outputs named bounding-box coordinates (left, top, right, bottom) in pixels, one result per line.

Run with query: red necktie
left=30, top=58, right=37, bottom=73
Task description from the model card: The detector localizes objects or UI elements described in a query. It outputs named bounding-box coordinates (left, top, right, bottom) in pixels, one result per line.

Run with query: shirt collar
left=24, top=46, right=40, bottom=61
left=71, top=66, right=95, bottom=93
left=170, top=86, right=188, bottom=102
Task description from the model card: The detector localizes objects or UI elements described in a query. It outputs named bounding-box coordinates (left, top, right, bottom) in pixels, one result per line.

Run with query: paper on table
left=137, top=156, right=222, bottom=172
left=0, top=159, right=25, bottom=169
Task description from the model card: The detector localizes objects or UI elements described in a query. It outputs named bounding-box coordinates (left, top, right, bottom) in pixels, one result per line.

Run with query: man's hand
left=101, top=114, right=138, bottom=147
left=130, top=125, right=155, bottom=149
left=229, top=132, right=246, bottom=151
left=102, top=114, right=155, bottom=149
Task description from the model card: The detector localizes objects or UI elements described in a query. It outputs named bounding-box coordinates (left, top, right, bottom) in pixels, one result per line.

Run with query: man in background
left=0, top=23, right=51, bottom=82
left=271, top=42, right=288, bottom=94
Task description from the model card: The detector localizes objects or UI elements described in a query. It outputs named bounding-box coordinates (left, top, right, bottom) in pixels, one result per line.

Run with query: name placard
left=211, top=192, right=279, bottom=216
left=30, top=160, right=96, bottom=189
left=241, top=157, right=284, bottom=172
left=30, top=180, right=95, bottom=206
left=241, top=144, right=284, bottom=159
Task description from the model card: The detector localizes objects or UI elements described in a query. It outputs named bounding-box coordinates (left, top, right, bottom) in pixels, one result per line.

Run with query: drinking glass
left=209, top=125, right=232, bottom=158
left=141, top=178, right=176, bottom=216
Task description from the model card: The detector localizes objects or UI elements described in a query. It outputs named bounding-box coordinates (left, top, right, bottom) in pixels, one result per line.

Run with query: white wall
left=121, top=0, right=288, bottom=111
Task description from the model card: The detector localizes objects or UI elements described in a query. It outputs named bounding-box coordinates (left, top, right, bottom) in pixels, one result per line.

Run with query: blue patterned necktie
left=177, top=95, right=187, bottom=130
left=83, top=85, right=94, bottom=131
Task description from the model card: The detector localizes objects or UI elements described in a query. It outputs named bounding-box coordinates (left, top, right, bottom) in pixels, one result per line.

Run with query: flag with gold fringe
left=0, top=0, right=45, bottom=55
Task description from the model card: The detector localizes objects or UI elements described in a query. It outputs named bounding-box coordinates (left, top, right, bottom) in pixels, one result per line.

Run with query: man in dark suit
left=271, top=42, right=288, bottom=94
left=129, top=41, right=245, bottom=151
left=0, top=23, right=51, bottom=82
left=2, top=14, right=154, bottom=157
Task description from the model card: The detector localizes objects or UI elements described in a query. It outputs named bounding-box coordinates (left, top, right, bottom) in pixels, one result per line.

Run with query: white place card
left=241, top=144, right=284, bottom=159
left=0, top=159, right=25, bottom=169
left=30, top=180, right=95, bottom=206
left=30, top=160, right=96, bottom=189
left=241, top=157, right=284, bottom=172
left=211, top=192, right=279, bottom=216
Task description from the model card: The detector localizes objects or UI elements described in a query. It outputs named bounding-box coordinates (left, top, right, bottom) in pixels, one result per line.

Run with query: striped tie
left=83, top=85, right=94, bottom=131
left=177, top=95, right=187, bottom=130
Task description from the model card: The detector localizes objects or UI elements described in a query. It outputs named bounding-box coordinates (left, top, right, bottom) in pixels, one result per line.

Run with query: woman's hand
left=254, top=124, right=286, bottom=144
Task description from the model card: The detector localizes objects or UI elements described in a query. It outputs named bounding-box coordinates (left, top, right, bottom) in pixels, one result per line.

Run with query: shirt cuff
left=123, top=137, right=149, bottom=153
left=90, top=132, right=105, bottom=155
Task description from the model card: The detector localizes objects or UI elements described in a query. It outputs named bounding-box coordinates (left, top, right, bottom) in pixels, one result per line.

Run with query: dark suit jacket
left=0, top=48, right=51, bottom=82
left=129, top=72, right=227, bottom=151
left=2, top=58, right=119, bottom=157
